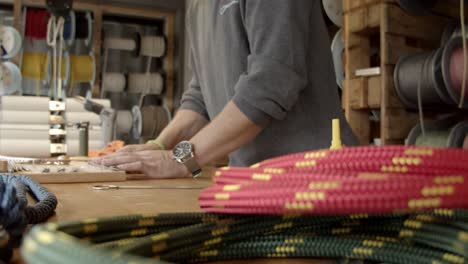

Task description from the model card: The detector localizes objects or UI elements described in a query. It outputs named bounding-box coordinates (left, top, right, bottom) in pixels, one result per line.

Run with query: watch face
left=173, top=141, right=192, bottom=160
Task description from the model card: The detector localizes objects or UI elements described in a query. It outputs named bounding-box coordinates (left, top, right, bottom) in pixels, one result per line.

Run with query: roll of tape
left=103, top=37, right=136, bottom=51
left=0, top=25, right=22, bottom=59
left=103, top=73, right=126, bottom=93
left=0, top=61, right=22, bottom=95
left=140, top=105, right=171, bottom=138
left=140, top=36, right=166, bottom=58
left=128, top=73, right=163, bottom=95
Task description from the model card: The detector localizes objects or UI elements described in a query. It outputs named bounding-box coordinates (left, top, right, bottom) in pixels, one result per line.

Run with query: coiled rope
left=20, top=145, right=468, bottom=264
left=0, top=174, right=57, bottom=262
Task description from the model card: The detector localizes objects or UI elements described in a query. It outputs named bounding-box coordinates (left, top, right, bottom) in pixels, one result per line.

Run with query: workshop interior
left=0, top=0, right=468, bottom=263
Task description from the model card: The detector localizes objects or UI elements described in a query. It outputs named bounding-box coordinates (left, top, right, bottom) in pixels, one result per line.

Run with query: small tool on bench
left=92, top=184, right=208, bottom=190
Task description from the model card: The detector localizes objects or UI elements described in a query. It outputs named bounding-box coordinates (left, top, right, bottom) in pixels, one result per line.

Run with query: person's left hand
left=92, top=150, right=190, bottom=179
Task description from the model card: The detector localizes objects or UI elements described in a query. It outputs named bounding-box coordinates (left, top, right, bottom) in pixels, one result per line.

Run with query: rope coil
left=0, top=174, right=57, bottom=262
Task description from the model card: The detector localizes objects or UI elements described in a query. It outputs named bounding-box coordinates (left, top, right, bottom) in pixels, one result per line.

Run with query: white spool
left=0, top=124, right=49, bottom=140
left=103, top=37, right=136, bottom=51
left=0, top=110, right=49, bottom=124
left=66, top=112, right=101, bottom=126
left=140, top=36, right=166, bottom=58
left=0, top=96, right=49, bottom=111
left=103, top=73, right=126, bottom=93
left=0, top=139, right=50, bottom=158
left=65, top=98, right=111, bottom=112
left=114, top=110, right=133, bottom=135
left=128, top=73, right=164, bottom=94
left=331, top=29, right=344, bottom=89
left=0, top=61, right=22, bottom=95
left=0, top=25, right=22, bottom=59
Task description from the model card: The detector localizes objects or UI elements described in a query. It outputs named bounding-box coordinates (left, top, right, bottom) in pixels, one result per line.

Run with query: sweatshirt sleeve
left=179, top=52, right=210, bottom=121
left=233, top=0, right=310, bottom=127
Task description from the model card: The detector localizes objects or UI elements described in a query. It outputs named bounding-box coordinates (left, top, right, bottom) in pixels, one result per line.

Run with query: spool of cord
left=0, top=62, right=22, bottom=96
left=442, top=37, right=468, bottom=108
left=406, top=119, right=468, bottom=148
left=21, top=52, right=48, bottom=81
left=102, top=73, right=126, bottom=93
left=69, top=54, right=95, bottom=94
left=140, top=35, right=166, bottom=58
left=394, top=49, right=453, bottom=108
left=128, top=73, right=164, bottom=95
left=140, top=105, right=170, bottom=139
left=0, top=25, right=22, bottom=59
left=24, top=9, right=49, bottom=39
left=62, top=11, right=76, bottom=46
left=114, top=110, right=133, bottom=135
left=103, top=37, right=137, bottom=51
left=74, top=11, right=93, bottom=46
left=331, top=29, right=344, bottom=89
left=397, top=0, right=437, bottom=16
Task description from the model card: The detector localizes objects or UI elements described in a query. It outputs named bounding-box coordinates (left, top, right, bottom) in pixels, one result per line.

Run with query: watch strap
left=184, top=157, right=202, bottom=178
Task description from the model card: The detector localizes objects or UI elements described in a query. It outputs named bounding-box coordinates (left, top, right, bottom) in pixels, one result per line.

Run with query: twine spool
left=442, top=37, right=468, bottom=108
left=140, top=105, right=170, bottom=138
left=128, top=73, right=164, bottom=95
left=0, top=62, right=22, bottom=96
left=0, top=25, right=22, bottom=59
left=103, top=37, right=137, bottom=51
left=69, top=54, right=95, bottom=88
left=331, top=29, right=344, bottom=89
left=115, top=110, right=133, bottom=135
left=24, top=9, right=49, bottom=39
left=140, top=36, right=166, bottom=58
left=407, top=119, right=468, bottom=148
left=394, top=49, right=452, bottom=109
left=102, top=73, right=126, bottom=93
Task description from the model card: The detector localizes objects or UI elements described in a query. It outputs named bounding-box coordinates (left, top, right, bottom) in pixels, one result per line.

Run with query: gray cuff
left=233, top=96, right=272, bottom=127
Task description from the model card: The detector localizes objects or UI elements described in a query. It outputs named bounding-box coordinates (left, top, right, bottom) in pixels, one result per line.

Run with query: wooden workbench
left=15, top=171, right=329, bottom=264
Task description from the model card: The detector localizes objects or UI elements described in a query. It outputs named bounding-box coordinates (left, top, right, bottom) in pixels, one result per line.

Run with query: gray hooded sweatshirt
left=181, top=0, right=358, bottom=166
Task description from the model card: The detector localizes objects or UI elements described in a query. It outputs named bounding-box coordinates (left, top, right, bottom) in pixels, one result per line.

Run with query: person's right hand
left=117, top=144, right=161, bottom=153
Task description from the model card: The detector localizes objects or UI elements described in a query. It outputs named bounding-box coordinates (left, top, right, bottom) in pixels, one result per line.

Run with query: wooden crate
left=343, top=0, right=450, bottom=145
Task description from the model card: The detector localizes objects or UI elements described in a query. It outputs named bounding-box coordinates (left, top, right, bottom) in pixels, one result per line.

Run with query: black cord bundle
left=0, top=175, right=57, bottom=262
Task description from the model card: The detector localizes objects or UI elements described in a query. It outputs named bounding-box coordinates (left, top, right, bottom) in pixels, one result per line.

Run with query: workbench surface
left=16, top=170, right=329, bottom=264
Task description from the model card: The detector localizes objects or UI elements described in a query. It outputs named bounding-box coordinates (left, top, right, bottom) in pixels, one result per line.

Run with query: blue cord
left=0, top=175, right=57, bottom=262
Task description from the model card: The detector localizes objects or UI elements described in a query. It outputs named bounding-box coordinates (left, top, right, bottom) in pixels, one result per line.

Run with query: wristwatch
left=172, top=141, right=202, bottom=178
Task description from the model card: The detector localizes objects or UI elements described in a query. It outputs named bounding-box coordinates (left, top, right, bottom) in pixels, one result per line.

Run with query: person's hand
left=94, top=150, right=190, bottom=179
left=117, top=143, right=161, bottom=153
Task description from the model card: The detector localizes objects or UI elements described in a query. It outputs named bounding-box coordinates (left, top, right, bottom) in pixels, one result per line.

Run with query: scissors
left=92, top=184, right=207, bottom=190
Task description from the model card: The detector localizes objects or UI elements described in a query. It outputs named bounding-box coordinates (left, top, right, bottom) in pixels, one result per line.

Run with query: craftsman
left=94, top=0, right=358, bottom=178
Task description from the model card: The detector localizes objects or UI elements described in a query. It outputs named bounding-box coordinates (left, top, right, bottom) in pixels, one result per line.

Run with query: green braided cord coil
left=21, top=211, right=468, bottom=264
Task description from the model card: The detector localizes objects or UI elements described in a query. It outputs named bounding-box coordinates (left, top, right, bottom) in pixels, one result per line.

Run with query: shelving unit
left=1, top=0, right=176, bottom=112
left=342, top=0, right=463, bottom=145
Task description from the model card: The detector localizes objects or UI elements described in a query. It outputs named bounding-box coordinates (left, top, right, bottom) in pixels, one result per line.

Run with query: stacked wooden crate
left=342, top=0, right=454, bottom=145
